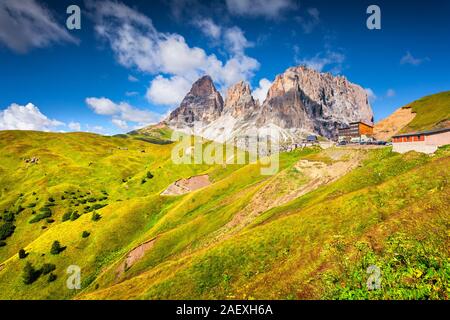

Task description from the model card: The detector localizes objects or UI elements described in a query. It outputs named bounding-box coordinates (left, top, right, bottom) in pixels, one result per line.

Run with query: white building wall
left=393, top=142, right=438, bottom=154
left=393, top=130, right=450, bottom=154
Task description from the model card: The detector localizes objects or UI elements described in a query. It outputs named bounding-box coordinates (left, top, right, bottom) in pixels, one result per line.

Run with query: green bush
left=70, top=211, right=80, bottom=221
left=0, top=222, right=16, bottom=240
left=82, top=231, right=90, bottom=238
left=29, top=207, right=52, bottom=224
left=62, top=211, right=72, bottom=222
left=91, top=212, right=101, bottom=222
left=50, top=241, right=65, bottom=255
left=2, top=212, right=15, bottom=222
left=322, top=234, right=450, bottom=300
left=146, top=171, right=154, bottom=179
left=41, top=263, right=56, bottom=275
left=48, top=273, right=57, bottom=283
left=0, top=241, right=7, bottom=247
left=22, top=262, right=41, bottom=285
left=91, top=203, right=106, bottom=211
left=18, top=249, right=28, bottom=259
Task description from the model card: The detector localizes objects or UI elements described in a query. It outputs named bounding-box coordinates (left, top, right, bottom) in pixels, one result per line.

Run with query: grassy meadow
left=0, top=130, right=448, bottom=300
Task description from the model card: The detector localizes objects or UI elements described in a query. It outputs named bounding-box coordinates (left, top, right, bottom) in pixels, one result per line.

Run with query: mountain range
left=162, top=66, right=374, bottom=144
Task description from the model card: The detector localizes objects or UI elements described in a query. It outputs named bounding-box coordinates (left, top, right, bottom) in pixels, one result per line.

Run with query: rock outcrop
left=158, top=66, right=374, bottom=143
left=223, top=81, right=259, bottom=119
left=167, top=75, right=223, bottom=128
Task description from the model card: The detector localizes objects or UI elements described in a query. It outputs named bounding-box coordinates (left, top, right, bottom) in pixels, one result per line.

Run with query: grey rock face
left=223, top=81, right=259, bottom=120
left=167, top=75, right=224, bottom=128
left=255, top=66, right=374, bottom=137
left=163, top=66, right=373, bottom=140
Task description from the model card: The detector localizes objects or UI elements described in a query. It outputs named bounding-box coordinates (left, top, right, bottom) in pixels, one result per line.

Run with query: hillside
left=0, top=130, right=448, bottom=300
left=374, top=91, right=450, bottom=140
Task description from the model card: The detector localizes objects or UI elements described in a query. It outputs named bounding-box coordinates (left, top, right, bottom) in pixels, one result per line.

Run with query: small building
left=338, top=121, right=374, bottom=141
left=306, top=135, right=318, bottom=143
left=392, top=127, right=450, bottom=154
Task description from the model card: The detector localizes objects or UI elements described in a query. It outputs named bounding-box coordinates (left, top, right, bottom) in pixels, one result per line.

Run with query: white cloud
left=85, top=97, right=119, bottom=115
left=146, top=75, right=192, bottom=106
left=193, top=18, right=222, bottom=40
left=400, top=51, right=428, bottom=66
left=68, top=122, right=81, bottom=131
left=225, top=0, right=296, bottom=19
left=365, top=88, right=377, bottom=103
left=86, top=97, right=162, bottom=129
left=0, top=103, right=65, bottom=131
left=0, top=0, right=78, bottom=53
left=89, top=1, right=260, bottom=107
left=296, top=50, right=345, bottom=73
left=296, top=8, right=320, bottom=34
left=252, top=78, right=272, bottom=104
left=386, top=89, right=396, bottom=97
left=224, top=27, right=253, bottom=55
left=112, top=118, right=128, bottom=130
left=85, top=124, right=106, bottom=135
left=128, top=75, right=139, bottom=82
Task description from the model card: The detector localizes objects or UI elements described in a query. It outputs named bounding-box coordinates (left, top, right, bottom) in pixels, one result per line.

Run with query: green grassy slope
left=400, top=91, right=450, bottom=133
left=78, top=147, right=449, bottom=300
left=0, top=130, right=448, bottom=300
left=0, top=130, right=247, bottom=299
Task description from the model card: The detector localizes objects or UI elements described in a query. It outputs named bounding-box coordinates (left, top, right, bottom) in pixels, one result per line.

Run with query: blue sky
left=0, top=0, right=449, bottom=135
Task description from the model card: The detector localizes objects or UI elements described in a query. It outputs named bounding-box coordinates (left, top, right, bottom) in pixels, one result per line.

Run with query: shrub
left=91, top=203, right=106, bottom=211
left=46, top=218, right=55, bottom=224
left=146, top=171, right=154, bottom=179
left=41, top=263, right=56, bottom=275
left=0, top=241, right=6, bottom=247
left=70, top=211, right=80, bottom=221
left=29, top=206, right=53, bottom=223
left=48, top=197, right=55, bottom=203
left=22, top=262, right=41, bottom=285
left=87, top=197, right=97, bottom=203
left=48, top=273, right=57, bottom=283
left=27, top=203, right=37, bottom=208
left=50, top=241, right=65, bottom=255
left=18, top=249, right=28, bottom=259
left=82, top=231, right=90, bottom=238
left=91, top=212, right=101, bottom=222
left=141, top=179, right=147, bottom=184
left=62, top=211, right=72, bottom=222
left=0, top=222, right=16, bottom=240
left=3, top=212, right=15, bottom=222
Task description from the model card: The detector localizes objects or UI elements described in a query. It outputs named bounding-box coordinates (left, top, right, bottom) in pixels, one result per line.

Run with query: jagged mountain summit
left=163, top=66, right=374, bottom=144
left=167, top=75, right=224, bottom=127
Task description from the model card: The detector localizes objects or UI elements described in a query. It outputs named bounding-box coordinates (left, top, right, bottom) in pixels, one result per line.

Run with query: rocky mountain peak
left=223, top=81, right=258, bottom=118
left=167, top=74, right=223, bottom=127
left=163, top=65, right=374, bottom=141
left=189, top=75, right=218, bottom=97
